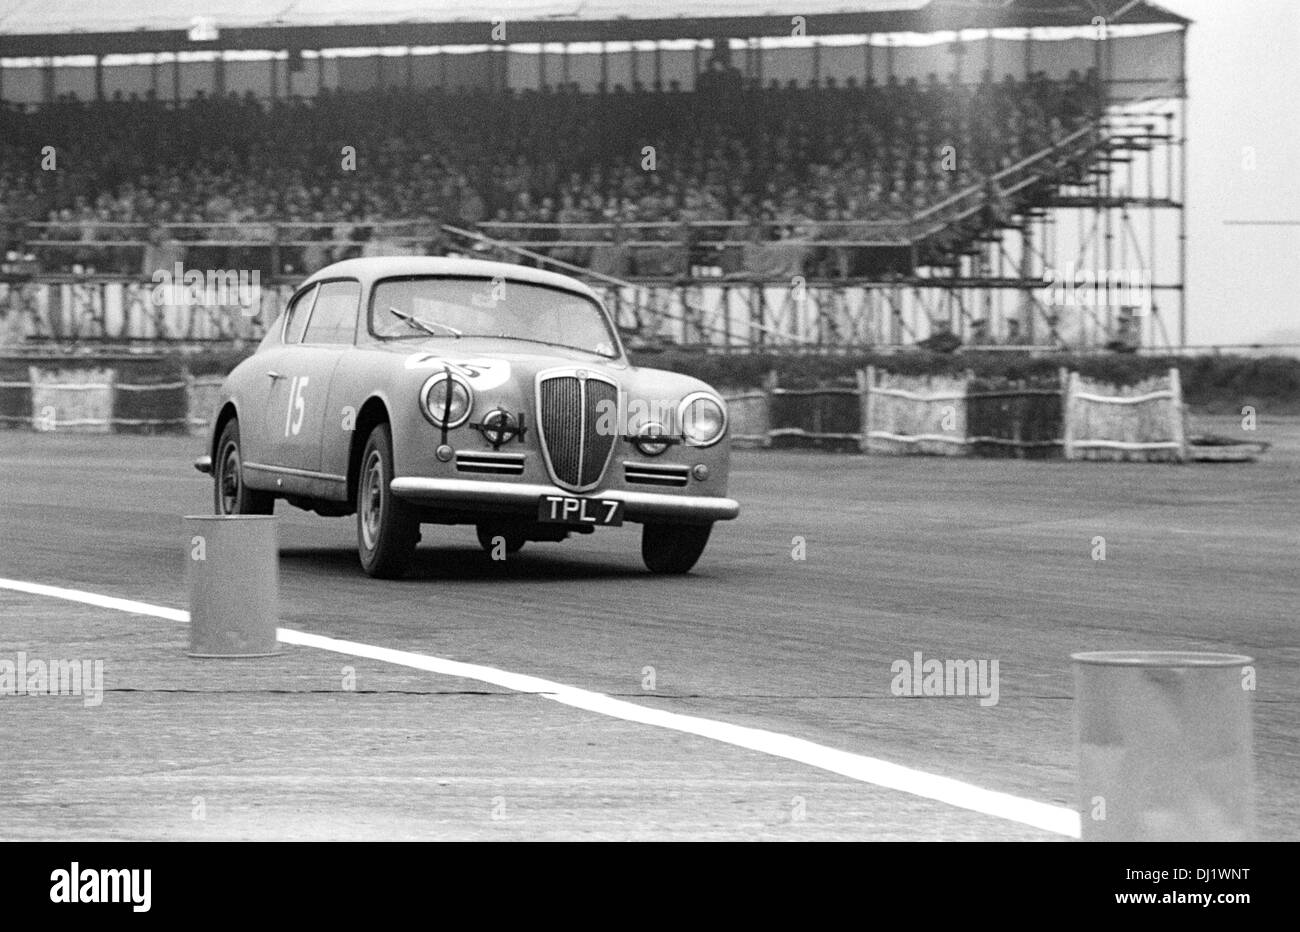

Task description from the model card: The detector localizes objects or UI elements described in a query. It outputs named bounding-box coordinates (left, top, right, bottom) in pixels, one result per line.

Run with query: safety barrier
left=0, top=361, right=213, bottom=433
left=861, top=367, right=970, bottom=456
left=770, top=381, right=864, bottom=451
left=722, top=366, right=1186, bottom=461
left=1063, top=370, right=1186, bottom=462
left=965, top=373, right=1066, bottom=459
left=720, top=380, right=773, bottom=449
left=25, top=366, right=116, bottom=433
left=0, top=358, right=1191, bottom=461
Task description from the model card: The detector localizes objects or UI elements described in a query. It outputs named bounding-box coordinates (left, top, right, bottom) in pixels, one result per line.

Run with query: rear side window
left=282, top=285, right=317, bottom=344
left=303, top=280, right=362, bottom=345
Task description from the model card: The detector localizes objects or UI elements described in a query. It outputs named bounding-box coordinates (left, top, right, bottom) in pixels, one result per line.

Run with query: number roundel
left=284, top=376, right=309, bottom=437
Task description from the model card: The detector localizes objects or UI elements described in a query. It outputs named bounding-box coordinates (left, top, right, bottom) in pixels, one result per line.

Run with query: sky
left=1162, top=0, right=1300, bottom=347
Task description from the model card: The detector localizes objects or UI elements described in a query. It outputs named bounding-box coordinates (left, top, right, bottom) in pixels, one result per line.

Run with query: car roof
left=298, top=255, right=601, bottom=303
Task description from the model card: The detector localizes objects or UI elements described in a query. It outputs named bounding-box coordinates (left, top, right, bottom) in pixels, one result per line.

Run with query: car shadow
left=277, top=545, right=648, bottom=582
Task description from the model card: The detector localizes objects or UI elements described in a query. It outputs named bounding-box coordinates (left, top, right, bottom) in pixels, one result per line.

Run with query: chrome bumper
left=389, top=477, right=739, bottom=523
left=194, top=455, right=213, bottom=475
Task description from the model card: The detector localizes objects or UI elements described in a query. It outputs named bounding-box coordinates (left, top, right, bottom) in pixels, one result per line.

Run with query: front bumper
left=195, top=455, right=213, bottom=474
left=389, top=477, right=739, bottom=524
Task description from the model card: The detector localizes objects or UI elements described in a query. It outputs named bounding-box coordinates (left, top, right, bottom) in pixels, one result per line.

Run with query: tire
left=356, top=423, right=420, bottom=579
left=213, top=418, right=274, bottom=516
left=476, top=523, right=526, bottom=556
left=641, top=522, right=713, bottom=575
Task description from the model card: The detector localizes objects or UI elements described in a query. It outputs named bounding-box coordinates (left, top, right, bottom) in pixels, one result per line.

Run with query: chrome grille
left=456, top=451, right=525, bottom=475
left=537, top=371, right=618, bottom=492
left=582, top=380, right=618, bottom=486
left=624, top=462, right=690, bottom=487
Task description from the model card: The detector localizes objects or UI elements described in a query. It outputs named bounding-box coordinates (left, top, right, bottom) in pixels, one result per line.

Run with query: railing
left=910, top=122, right=1106, bottom=241
left=475, top=218, right=917, bottom=248
left=13, top=217, right=916, bottom=276
left=9, top=220, right=443, bottom=278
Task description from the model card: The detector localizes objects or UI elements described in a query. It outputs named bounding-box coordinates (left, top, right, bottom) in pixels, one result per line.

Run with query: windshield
left=369, top=276, right=620, bottom=359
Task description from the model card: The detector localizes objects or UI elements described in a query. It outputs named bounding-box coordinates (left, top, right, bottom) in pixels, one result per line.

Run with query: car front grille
left=537, top=371, right=618, bottom=492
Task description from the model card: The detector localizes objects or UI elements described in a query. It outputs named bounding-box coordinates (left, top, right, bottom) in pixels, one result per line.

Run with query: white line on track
left=1, top=576, right=1081, bottom=838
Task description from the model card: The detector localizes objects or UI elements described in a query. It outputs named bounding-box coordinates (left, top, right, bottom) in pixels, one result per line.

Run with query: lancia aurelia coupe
left=196, top=257, right=738, bottom=577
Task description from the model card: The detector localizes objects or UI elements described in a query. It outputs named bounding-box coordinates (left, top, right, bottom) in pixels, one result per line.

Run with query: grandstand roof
left=18, top=2, right=923, bottom=35
left=0, top=1, right=1189, bottom=56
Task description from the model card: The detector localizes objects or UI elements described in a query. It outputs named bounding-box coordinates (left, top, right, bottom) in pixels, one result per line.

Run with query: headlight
left=420, top=372, right=473, bottom=428
left=633, top=421, right=671, bottom=456
left=679, top=392, right=727, bottom=447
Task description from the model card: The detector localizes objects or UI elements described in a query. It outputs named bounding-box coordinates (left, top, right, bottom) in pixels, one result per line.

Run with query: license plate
left=538, top=494, right=624, bottom=526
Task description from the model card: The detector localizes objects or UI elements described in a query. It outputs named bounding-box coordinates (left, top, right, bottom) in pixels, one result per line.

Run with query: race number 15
left=284, top=376, right=309, bottom=437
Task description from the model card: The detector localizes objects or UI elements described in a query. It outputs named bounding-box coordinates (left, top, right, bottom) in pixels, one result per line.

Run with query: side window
left=303, top=280, right=362, bottom=345
left=282, top=285, right=317, bottom=345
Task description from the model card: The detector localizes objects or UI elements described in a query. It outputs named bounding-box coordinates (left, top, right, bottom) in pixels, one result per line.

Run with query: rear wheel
left=356, top=423, right=420, bottom=578
left=213, top=419, right=274, bottom=515
left=641, top=522, right=713, bottom=575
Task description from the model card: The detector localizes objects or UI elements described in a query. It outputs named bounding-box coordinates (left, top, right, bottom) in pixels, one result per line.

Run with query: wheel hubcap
left=219, top=443, right=240, bottom=513
left=360, top=451, right=383, bottom=550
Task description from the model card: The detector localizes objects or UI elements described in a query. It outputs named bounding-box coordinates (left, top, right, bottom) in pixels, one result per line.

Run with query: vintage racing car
left=195, top=257, right=738, bottom=577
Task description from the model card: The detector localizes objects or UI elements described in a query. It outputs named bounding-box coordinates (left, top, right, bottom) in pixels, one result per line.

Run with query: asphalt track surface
left=1, top=416, right=1296, bottom=840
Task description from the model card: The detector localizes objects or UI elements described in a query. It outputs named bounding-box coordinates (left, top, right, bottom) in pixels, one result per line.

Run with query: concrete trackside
left=1, top=414, right=1296, bottom=839
left=0, top=590, right=1057, bottom=841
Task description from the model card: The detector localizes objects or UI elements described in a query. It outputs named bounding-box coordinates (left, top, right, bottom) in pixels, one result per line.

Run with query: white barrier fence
left=1063, top=370, right=1186, bottom=461
left=719, top=366, right=1188, bottom=461
left=2, top=361, right=1192, bottom=462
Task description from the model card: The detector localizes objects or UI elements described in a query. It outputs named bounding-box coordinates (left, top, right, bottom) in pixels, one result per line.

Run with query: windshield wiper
left=474, top=334, right=618, bottom=357
left=388, top=307, right=462, bottom=338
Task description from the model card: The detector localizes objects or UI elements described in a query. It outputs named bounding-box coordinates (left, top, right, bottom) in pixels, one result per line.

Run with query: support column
left=1021, top=225, right=1036, bottom=343
left=1177, top=56, right=1188, bottom=346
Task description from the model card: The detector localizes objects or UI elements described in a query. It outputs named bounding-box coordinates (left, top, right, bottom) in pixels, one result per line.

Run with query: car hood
left=361, top=337, right=716, bottom=400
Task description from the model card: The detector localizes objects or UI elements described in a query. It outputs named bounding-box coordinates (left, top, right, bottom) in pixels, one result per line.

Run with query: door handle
left=266, top=371, right=285, bottom=380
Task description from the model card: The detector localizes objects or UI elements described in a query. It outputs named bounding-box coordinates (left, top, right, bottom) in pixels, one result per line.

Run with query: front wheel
left=213, top=418, right=274, bottom=515
left=641, top=522, right=713, bottom=574
left=356, top=423, right=420, bottom=579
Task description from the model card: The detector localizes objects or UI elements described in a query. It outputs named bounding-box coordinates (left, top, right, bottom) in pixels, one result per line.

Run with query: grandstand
left=0, top=1, right=1189, bottom=352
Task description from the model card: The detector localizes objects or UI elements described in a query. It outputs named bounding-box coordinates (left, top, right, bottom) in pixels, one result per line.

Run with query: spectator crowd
left=0, top=64, right=1099, bottom=278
